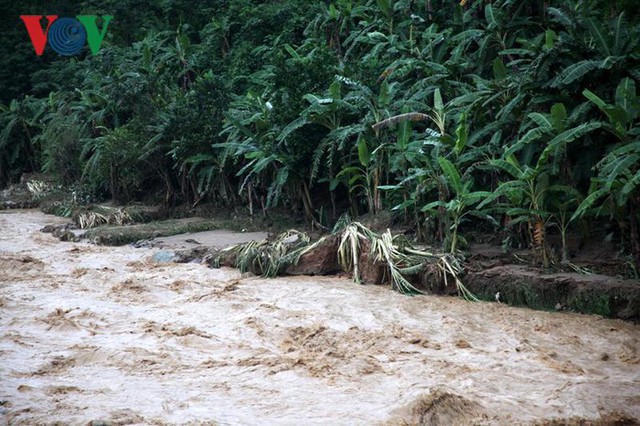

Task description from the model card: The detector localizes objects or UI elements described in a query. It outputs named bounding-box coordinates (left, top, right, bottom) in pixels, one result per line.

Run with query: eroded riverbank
left=1, top=210, right=639, bottom=425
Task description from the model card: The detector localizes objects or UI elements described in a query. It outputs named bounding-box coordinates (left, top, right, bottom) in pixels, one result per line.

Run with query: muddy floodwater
left=1, top=210, right=639, bottom=425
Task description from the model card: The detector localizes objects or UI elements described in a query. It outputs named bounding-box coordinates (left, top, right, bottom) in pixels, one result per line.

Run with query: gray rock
left=151, top=250, right=176, bottom=263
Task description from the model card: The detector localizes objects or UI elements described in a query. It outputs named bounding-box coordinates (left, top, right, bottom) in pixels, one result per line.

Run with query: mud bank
left=205, top=234, right=640, bottom=321
left=1, top=210, right=639, bottom=425
left=463, top=265, right=640, bottom=321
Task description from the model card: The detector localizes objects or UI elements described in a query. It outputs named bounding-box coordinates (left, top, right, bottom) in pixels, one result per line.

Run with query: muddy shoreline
left=3, top=179, right=639, bottom=322
left=1, top=210, right=639, bottom=424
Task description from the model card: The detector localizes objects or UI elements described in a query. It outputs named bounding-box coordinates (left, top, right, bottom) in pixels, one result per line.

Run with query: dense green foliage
left=1, top=0, right=639, bottom=265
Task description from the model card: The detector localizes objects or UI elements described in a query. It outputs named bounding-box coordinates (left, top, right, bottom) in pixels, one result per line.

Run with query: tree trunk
left=630, top=200, right=640, bottom=270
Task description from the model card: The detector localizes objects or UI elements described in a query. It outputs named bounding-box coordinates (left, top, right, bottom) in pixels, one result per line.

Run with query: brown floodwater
left=0, top=210, right=639, bottom=425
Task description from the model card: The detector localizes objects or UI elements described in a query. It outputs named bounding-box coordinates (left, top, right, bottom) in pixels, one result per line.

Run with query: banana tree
left=574, top=77, right=640, bottom=264
left=375, top=89, right=480, bottom=242
left=479, top=152, right=594, bottom=268
left=216, top=92, right=286, bottom=215
left=331, top=75, right=405, bottom=214
left=422, top=156, right=493, bottom=253
left=278, top=80, right=362, bottom=216
left=478, top=155, right=555, bottom=266
left=481, top=102, right=600, bottom=265
left=0, top=97, right=45, bottom=185
left=336, top=135, right=377, bottom=214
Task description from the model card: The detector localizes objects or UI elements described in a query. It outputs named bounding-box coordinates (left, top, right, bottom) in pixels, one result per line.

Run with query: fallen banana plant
left=403, top=247, right=478, bottom=301
left=338, top=222, right=477, bottom=299
left=75, top=206, right=135, bottom=229
left=216, top=221, right=477, bottom=299
left=223, top=230, right=318, bottom=277
left=77, top=211, right=109, bottom=229
left=107, top=207, right=133, bottom=226
left=26, top=180, right=52, bottom=199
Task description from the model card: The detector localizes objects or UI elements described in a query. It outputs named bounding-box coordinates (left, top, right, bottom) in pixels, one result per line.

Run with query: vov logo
left=20, top=15, right=113, bottom=56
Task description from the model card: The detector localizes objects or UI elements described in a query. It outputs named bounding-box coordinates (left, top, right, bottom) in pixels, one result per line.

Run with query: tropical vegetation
left=1, top=0, right=639, bottom=268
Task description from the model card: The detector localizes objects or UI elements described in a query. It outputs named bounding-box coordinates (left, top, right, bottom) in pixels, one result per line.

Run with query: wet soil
left=147, top=229, right=269, bottom=251
left=1, top=210, right=639, bottom=425
left=461, top=244, right=640, bottom=321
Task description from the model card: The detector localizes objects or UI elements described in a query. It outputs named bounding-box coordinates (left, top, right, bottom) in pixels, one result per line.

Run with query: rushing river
left=1, top=210, right=639, bottom=425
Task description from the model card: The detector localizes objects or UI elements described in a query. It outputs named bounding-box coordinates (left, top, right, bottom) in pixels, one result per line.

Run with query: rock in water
left=151, top=250, right=176, bottom=263
left=41, top=225, right=56, bottom=233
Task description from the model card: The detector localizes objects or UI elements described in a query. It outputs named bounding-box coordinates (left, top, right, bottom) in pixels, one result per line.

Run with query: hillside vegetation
left=1, top=0, right=639, bottom=266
